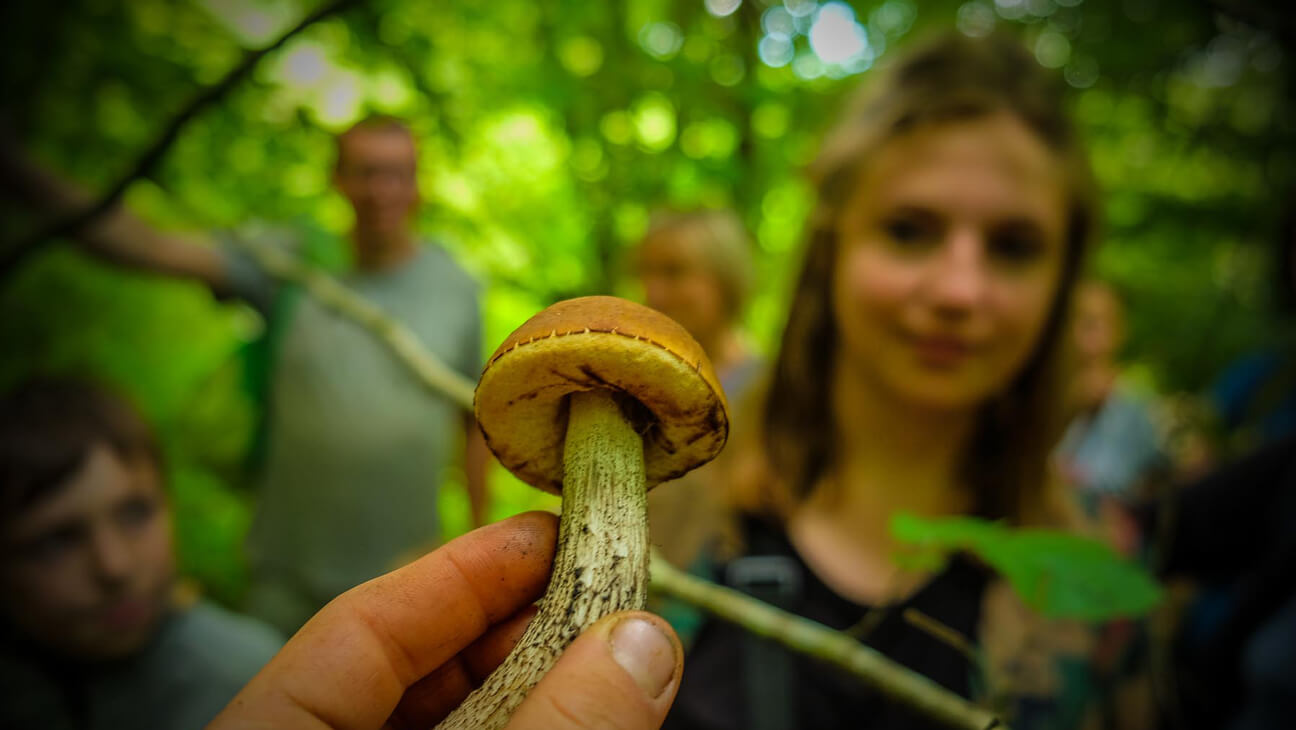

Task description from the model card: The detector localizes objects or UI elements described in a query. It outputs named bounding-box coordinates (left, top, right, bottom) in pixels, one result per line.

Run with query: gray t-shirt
left=0, top=600, right=282, bottom=730
left=222, top=233, right=481, bottom=601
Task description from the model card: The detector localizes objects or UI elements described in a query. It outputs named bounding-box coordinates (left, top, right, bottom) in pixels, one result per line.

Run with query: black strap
left=726, top=520, right=803, bottom=730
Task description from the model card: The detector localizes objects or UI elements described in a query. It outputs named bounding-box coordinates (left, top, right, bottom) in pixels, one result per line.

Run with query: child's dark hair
left=0, top=377, right=161, bottom=515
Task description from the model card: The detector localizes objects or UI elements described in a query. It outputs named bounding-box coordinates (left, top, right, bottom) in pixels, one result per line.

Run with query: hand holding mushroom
left=440, top=295, right=730, bottom=729
left=207, top=513, right=685, bottom=730
left=209, top=294, right=1004, bottom=730
left=210, top=296, right=726, bottom=730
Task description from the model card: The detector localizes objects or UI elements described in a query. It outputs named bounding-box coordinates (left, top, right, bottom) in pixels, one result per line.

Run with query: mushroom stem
left=437, top=389, right=648, bottom=729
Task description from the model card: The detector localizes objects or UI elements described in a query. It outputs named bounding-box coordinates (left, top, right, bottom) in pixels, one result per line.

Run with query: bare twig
left=229, top=236, right=476, bottom=409
left=0, top=0, right=365, bottom=276
left=902, top=607, right=979, bottom=666
left=651, top=552, right=1007, bottom=730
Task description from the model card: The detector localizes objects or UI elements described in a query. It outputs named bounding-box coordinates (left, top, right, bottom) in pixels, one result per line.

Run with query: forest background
left=1, top=0, right=1292, bottom=607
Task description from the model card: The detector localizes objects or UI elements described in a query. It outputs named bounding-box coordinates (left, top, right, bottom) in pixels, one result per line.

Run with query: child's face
left=1, top=443, right=174, bottom=661
left=1072, top=282, right=1125, bottom=366
left=831, top=112, right=1069, bottom=411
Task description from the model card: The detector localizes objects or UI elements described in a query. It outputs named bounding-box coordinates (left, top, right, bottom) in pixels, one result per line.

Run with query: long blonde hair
left=743, top=32, right=1098, bottom=528
left=638, top=208, right=756, bottom=325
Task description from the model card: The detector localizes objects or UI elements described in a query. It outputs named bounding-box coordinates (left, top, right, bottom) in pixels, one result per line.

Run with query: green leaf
left=890, top=513, right=1162, bottom=621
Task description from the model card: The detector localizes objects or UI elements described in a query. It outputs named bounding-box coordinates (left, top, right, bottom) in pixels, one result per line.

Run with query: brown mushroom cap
left=474, top=296, right=730, bottom=494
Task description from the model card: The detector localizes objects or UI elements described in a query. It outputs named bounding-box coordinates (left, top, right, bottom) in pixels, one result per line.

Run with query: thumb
left=508, top=611, right=683, bottom=730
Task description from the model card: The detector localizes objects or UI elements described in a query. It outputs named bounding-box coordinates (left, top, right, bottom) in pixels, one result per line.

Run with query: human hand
left=209, top=511, right=683, bottom=729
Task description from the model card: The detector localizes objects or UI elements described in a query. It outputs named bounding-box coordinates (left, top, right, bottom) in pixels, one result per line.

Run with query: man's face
left=0, top=444, right=174, bottom=661
left=333, top=127, right=420, bottom=244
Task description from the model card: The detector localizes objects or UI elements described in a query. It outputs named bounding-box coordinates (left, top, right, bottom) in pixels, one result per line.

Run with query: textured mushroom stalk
left=437, top=389, right=648, bottom=729
left=440, top=296, right=728, bottom=730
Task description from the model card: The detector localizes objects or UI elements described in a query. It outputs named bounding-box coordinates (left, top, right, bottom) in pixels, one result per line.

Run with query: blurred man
left=3, top=115, right=489, bottom=635
left=0, top=378, right=282, bottom=729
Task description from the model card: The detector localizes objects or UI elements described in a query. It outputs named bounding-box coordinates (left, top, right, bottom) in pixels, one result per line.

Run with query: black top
left=664, top=517, right=993, bottom=730
left=1138, top=436, right=1296, bottom=729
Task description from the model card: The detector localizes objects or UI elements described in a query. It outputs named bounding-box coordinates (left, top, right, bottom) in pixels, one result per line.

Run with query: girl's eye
left=988, top=228, right=1046, bottom=265
left=881, top=217, right=937, bottom=249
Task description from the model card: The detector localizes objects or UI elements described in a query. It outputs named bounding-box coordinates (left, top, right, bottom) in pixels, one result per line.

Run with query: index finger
left=211, top=511, right=558, bottom=730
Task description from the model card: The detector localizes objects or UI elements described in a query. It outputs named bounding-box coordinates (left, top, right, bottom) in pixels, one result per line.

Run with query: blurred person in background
left=636, top=208, right=764, bottom=405
left=633, top=208, right=765, bottom=643
left=0, top=378, right=282, bottom=729
left=634, top=208, right=764, bottom=567
left=1054, top=278, right=1167, bottom=555
left=1153, top=436, right=1296, bottom=730
left=664, top=32, right=1118, bottom=730
left=1208, top=199, right=1296, bottom=455
left=0, top=114, right=489, bottom=637
left=1136, top=195, right=1296, bottom=730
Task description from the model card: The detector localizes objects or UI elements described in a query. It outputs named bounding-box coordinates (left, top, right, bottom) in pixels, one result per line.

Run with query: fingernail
left=610, top=617, right=678, bottom=700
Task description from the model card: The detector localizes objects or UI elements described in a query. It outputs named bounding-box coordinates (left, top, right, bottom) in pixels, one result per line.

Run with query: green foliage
left=1, top=0, right=1291, bottom=604
left=170, top=466, right=256, bottom=606
left=891, top=512, right=1163, bottom=620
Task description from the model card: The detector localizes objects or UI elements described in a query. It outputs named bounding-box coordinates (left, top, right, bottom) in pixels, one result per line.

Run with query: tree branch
left=0, top=0, right=366, bottom=277
left=231, top=236, right=477, bottom=410
left=650, top=553, right=1006, bottom=730
left=225, top=233, right=1008, bottom=730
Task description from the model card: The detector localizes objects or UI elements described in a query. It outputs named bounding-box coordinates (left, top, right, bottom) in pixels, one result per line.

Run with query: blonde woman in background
left=635, top=209, right=766, bottom=638
left=636, top=208, right=764, bottom=405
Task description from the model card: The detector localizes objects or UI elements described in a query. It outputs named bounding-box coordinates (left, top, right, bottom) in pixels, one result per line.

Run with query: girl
left=665, top=31, right=1101, bottom=730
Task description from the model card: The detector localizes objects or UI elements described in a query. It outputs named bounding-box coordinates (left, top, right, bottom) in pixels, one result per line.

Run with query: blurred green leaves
left=891, top=512, right=1163, bottom=620
left=1, top=0, right=1291, bottom=604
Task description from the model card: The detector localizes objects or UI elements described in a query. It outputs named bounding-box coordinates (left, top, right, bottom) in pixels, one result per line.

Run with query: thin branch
left=229, top=236, right=477, bottom=410
left=225, top=232, right=1007, bottom=730
left=902, top=607, right=979, bottom=666
left=0, top=0, right=365, bottom=276
left=650, top=552, right=1007, bottom=730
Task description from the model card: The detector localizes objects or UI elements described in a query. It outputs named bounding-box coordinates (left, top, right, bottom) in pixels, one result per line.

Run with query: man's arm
left=1, top=140, right=228, bottom=290
left=464, top=413, right=491, bottom=527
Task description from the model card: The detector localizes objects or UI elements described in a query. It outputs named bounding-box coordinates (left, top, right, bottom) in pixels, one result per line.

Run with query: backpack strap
left=240, top=282, right=303, bottom=475
left=725, top=518, right=804, bottom=730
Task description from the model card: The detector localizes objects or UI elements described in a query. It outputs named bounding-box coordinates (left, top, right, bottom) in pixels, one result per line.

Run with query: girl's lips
left=909, top=334, right=975, bottom=367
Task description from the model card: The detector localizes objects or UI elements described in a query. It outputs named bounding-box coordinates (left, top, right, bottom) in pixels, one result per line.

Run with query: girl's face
left=831, top=112, right=1069, bottom=412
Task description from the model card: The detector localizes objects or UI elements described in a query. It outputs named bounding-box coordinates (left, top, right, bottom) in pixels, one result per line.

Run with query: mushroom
left=437, top=295, right=729, bottom=729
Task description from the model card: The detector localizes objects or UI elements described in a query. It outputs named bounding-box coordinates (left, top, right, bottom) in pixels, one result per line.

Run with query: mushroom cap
left=474, top=296, right=730, bottom=494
